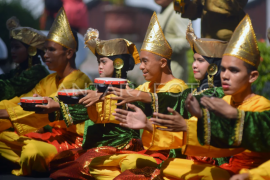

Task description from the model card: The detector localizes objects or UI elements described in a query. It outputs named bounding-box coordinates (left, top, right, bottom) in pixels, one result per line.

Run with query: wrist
left=229, top=108, right=238, bottom=119
left=133, top=90, right=143, bottom=102
left=198, top=109, right=203, bottom=119
left=145, top=120, right=153, bottom=133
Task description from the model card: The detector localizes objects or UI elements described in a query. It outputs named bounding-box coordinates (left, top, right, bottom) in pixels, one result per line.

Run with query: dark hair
left=62, top=29, right=79, bottom=60
left=243, top=61, right=257, bottom=74
left=155, top=54, right=171, bottom=70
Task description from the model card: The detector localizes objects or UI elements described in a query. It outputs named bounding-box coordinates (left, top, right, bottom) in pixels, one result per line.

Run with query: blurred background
left=0, top=0, right=270, bottom=98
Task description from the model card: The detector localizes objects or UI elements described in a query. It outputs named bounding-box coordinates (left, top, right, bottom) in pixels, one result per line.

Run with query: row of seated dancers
left=0, top=6, right=270, bottom=180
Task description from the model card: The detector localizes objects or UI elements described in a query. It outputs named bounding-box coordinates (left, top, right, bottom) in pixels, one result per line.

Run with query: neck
left=231, top=85, right=254, bottom=104
left=56, top=61, right=76, bottom=80
left=153, top=72, right=175, bottom=84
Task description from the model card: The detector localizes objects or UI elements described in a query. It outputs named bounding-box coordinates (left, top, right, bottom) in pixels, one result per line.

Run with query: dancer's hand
left=150, top=107, right=187, bottom=132
left=113, top=103, right=153, bottom=132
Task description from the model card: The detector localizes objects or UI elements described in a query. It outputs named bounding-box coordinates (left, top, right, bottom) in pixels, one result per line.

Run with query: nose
left=139, top=62, right=144, bottom=70
left=192, top=61, right=197, bottom=70
left=221, top=69, right=229, bottom=81
left=44, top=50, right=49, bottom=59
left=98, top=63, right=104, bottom=70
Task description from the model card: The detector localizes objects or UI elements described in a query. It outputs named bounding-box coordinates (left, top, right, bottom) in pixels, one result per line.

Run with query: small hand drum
left=20, top=97, right=48, bottom=113
left=94, top=78, right=127, bottom=93
left=58, top=89, right=87, bottom=104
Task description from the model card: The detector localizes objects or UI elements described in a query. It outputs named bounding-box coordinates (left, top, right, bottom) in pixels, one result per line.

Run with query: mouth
left=193, top=71, right=199, bottom=73
left=142, top=71, right=148, bottom=76
left=99, top=71, right=103, bottom=74
left=11, top=55, right=16, bottom=59
left=45, top=61, right=51, bottom=65
left=222, top=83, right=230, bottom=89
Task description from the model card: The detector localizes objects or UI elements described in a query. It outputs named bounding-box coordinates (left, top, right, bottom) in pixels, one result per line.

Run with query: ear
left=66, top=49, right=75, bottom=59
left=160, top=58, right=168, bottom=68
left=249, top=70, right=259, bottom=83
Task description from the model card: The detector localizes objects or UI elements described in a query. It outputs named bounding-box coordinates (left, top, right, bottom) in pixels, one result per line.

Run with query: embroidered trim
left=60, top=101, right=73, bottom=127
left=202, top=108, right=211, bottom=145
left=149, top=93, right=156, bottom=113
left=233, top=109, right=245, bottom=146
left=192, top=88, right=210, bottom=95
left=154, top=93, right=158, bottom=115
left=51, top=96, right=60, bottom=121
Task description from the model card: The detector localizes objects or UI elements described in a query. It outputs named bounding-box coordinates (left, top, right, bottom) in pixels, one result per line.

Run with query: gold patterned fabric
left=186, top=22, right=228, bottom=58
left=6, top=16, right=46, bottom=50
left=224, top=14, right=260, bottom=67
left=141, top=12, right=172, bottom=60
left=84, top=28, right=140, bottom=64
left=47, top=7, right=77, bottom=50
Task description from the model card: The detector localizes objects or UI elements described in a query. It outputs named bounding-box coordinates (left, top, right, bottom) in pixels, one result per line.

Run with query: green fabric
left=213, top=157, right=230, bottom=166
left=58, top=82, right=140, bottom=149
left=199, top=110, right=270, bottom=152
left=66, top=104, right=89, bottom=124
left=197, top=110, right=236, bottom=147
left=154, top=87, right=225, bottom=159
left=43, top=124, right=53, bottom=132
left=0, top=65, right=49, bottom=101
left=82, top=122, right=139, bottom=149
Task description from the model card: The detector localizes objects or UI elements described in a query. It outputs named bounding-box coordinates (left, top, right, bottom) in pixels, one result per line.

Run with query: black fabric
left=107, top=54, right=135, bottom=79
left=197, top=56, right=222, bottom=92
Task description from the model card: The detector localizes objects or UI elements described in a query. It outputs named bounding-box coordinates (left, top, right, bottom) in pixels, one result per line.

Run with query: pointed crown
left=186, top=22, right=228, bottom=58
left=223, top=14, right=260, bottom=67
left=6, top=16, right=46, bottom=50
left=84, top=28, right=140, bottom=64
left=141, top=12, right=172, bottom=60
left=47, top=7, right=77, bottom=50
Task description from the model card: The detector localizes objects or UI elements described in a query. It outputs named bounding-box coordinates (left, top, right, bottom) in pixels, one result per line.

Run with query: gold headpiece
left=47, top=7, right=77, bottom=50
left=84, top=28, right=140, bottom=65
left=141, top=12, right=172, bottom=60
left=6, top=17, right=46, bottom=50
left=186, top=22, right=228, bottom=58
left=223, top=14, right=260, bottom=67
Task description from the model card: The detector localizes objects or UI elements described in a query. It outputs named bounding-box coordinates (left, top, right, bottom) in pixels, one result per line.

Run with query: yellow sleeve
left=142, top=123, right=184, bottom=150
left=239, top=160, right=270, bottom=180
left=4, top=71, right=91, bottom=135
left=182, top=117, right=245, bottom=157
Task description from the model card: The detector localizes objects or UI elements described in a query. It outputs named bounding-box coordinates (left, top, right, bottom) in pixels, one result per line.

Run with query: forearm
left=0, top=109, right=10, bottom=119
left=137, top=92, right=152, bottom=103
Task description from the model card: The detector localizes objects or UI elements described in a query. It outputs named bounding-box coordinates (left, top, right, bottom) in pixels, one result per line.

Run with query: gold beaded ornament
left=207, top=63, right=218, bottom=88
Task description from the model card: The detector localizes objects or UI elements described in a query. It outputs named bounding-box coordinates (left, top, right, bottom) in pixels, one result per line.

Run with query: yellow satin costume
left=0, top=70, right=91, bottom=176
left=239, top=160, right=270, bottom=180
left=159, top=14, right=270, bottom=180
left=87, top=12, right=188, bottom=180
left=88, top=78, right=187, bottom=180
left=160, top=95, right=270, bottom=180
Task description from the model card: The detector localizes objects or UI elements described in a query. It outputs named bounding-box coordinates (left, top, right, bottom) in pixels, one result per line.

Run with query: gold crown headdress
left=84, top=28, right=140, bottom=77
left=47, top=7, right=77, bottom=50
left=186, top=22, right=228, bottom=58
left=6, top=16, right=47, bottom=68
left=141, top=12, right=172, bottom=60
left=223, top=14, right=260, bottom=68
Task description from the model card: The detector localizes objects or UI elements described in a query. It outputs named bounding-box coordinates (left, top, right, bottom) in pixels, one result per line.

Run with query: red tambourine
left=20, top=97, right=48, bottom=112
left=94, top=78, right=127, bottom=92
left=58, top=89, right=87, bottom=104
